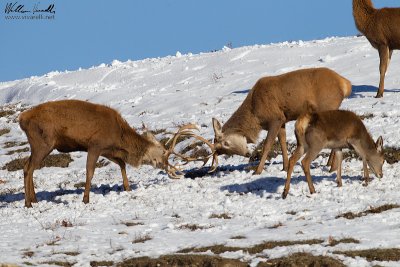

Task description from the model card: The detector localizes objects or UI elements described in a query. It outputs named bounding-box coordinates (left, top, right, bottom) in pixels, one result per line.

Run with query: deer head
left=141, top=132, right=167, bottom=169
left=212, top=118, right=251, bottom=158
left=367, top=136, right=384, bottom=178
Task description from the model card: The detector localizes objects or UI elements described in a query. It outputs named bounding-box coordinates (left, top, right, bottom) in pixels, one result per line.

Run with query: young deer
left=282, top=109, right=384, bottom=199
left=353, top=0, right=400, bottom=97
left=212, top=67, right=352, bottom=175
left=19, top=100, right=202, bottom=207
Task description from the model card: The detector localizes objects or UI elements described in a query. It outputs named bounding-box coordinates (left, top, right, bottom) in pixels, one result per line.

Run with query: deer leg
left=376, top=46, right=390, bottom=98
left=23, top=146, right=52, bottom=207
left=282, top=144, right=305, bottom=199
left=83, top=150, right=100, bottom=204
left=334, top=149, right=343, bottom=187
left=362, top=159, right=369, bottom=186
left=107, top=157, right=131, bottom=191
left=278, top=124, right=289, bottom=171
left=301, top=145, right=322, bottom=194
left=254, top=121, right=283, bottom=175
left=327, top=150, right=339, bottom=172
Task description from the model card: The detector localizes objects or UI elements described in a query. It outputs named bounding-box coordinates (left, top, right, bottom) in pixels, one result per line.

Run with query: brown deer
left=353, top=0, right=400, bottom=98
left=282, top=109, right=384, bottom=199
left=212, top=67, right=352, bottom=175
left=19, top=100, right=206, bottom=207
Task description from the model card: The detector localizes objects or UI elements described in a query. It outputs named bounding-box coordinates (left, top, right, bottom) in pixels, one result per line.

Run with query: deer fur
left=212, top=67, right=352, bottom=175
left=353, top=0, right=400, bottom=97
left=19, top=100, right=166, bottom=208
left=282, top=109, right=384, bottom=199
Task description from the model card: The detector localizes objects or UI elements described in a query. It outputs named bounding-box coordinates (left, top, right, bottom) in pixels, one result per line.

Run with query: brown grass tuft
left=2, top=153, right=73, bottom=171
left=334, top=248, right=400, bottom=262
left=0, top=128, right=10, bottom=136
left=336, top=204, right=400, bottom=220
left=178, top=239, right=324, bottom=255
left=209, top=213, right=232, bottom=219
left=258, top=252, right=345, bottom=267
left=117, top=254, right=247, bottom=267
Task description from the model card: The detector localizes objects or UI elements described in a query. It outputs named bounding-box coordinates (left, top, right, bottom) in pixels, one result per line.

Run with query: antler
left=165, top=124, right=218, bottom=178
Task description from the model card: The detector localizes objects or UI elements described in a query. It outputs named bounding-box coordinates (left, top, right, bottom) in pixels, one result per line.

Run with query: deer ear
left=143, top=132, right=158, bottom=145
left=212, top=118, right=222, bottom=138
left=376, top=136, right=383, bottom=153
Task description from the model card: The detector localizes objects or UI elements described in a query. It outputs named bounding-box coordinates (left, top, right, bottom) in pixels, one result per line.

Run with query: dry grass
left=95, top=159, right=110, bottom=168
left=90, top=261, right=114, bottom=267
left=0, top=128, right=10, bottom=136
left=258, top=252, right=345, bottom=267
left=359, top=113, right=374, bottom=120
left=336, top=204, right=400, bottom=219
left=334, top=248, right=400, bottom=262
left=0, top=109, right=16, bottom=118
left=132, top=234, right=152, bottom=244
left=230, top=235, right=246, bottom=240
left=384, top=147, right=400, bottom=164
left=2, top=153, right=73, bottom=171
left=268, top=222, right=284, bottom=229
left=3, top=141, right=28, bottom=148
left=6, top=147, right=29, bottom=155
left=122, top=221, right=144, bottom=227
left=209, top=213, right=232, bottom=219
left=177, top=239, right=324, bottom=255
left=41, top=261, right=74, bottom=267
left=117, top=254, right=247, bottom=267
left=178, top=224, right=212, bottom=231
left=327, top=237, right=360, bottom=246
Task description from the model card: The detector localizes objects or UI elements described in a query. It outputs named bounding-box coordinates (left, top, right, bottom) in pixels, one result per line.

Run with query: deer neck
left=353, top=0, right=375, bottom=33
left=222, top=104, right=261, bottom=144
left=121, top=124, right=150, bottom=167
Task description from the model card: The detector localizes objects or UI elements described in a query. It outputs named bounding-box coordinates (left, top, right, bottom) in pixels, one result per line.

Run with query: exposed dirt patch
left=334, top=248, right=400, bottom=262
left=2, top=153, right=73, bottom=171
left=336, top=204, right=400, bottom=219
left=0, top=128, right=10, bottom=136
left=178, top=239, right=324, bottom=254
left=258, top=252, right=345, bottom=267
left=117, top=254, right=247, bottom=267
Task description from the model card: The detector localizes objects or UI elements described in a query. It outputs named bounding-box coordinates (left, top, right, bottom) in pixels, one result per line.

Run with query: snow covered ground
left=1, top=36, right=400, bottom=266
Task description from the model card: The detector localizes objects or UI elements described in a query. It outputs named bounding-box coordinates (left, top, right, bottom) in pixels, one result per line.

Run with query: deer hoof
left=282, top=191, right=288, bottom=199
left=375, top=93, right=383, bottom=98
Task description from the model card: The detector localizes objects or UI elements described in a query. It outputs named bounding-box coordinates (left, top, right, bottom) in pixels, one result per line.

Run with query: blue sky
left=1, top=0, right=399, bottom=82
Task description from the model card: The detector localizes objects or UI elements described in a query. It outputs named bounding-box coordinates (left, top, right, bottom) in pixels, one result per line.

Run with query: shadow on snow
left=0, top=183, right=138, bottom=207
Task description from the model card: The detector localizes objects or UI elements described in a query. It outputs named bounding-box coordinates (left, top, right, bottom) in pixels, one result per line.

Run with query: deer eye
left=223, top=141, right=230, bottom=147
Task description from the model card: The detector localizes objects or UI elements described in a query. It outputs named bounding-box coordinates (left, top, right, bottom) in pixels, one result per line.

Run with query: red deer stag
left=353, top=0, right=400, bottom=98
left=19, top=100, right=209, bottom=207
left=282, top=109, right=384, bottom=199
left=212, top=68, right=352, bottom=175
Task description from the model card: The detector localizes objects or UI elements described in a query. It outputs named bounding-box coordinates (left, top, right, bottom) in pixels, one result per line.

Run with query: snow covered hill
left=1, top=36, right=400, bottom=266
